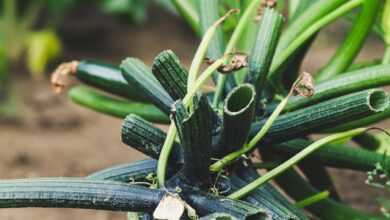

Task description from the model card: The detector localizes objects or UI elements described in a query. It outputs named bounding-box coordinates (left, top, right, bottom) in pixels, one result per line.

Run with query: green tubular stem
left=171, top=0, right=199, bottom=34
left=353, top=132, right=382, bottom=151
left=121, top=114, right=182, bottom=166
left=269, top=0, right=363, bottom=85
left=275, top=0, right=347, bottom=56
left=246, top=7, right=284, bottom=98
left=274, top=168, right=382, bottom=220
left=315, top=0, right=380, bottom=82
left=324, top=105, right=390, bottom=133
left=69, top=86, right=169, bottom=123
left=298, top=160, right=340, bottom=201
left=250, top=89, right=389, bottom=142
left=157, top=124, right=177, bottom=187
left=272, top=139, right=390, bottom=171
left=157, top=58, right=225, bottom=187
left=228, top=128, right=367, bottom=199
left=210, top=87, right=291, bottom=172
left=197, top=0, right=236, bottom=91
left=120, top=58, right=174, bottom=114
left=288, top=0, right=319, bottom=21
left=347, top=59, right=382, bottom=71
left=295, top=190, right=330, bottom=209
left=87, top=159, right=157, bottom=183
left=188, top=8, right=236, bottom=90
left=183, top=191, right=266, bottom=220
left=383, top=46, right=390, bottom=65
left=234, top=166, right=309, bottom=220
left=76, top=60, right=149, bottom=102
left=152, top=50, right=188, bottom=100
left=212, top=0, right=262, bottom=108
left=285, top=64, right=390, bottom=112
left=0, top=178, right=164, bottom=212
left=219, top=84, right=256, bottom=155
left=172, top=95, right=213, bottom=188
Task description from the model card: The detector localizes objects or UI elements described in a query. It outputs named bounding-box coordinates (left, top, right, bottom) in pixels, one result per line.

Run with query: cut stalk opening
left=367, top=90, right=389, bottom=111
left=225, top=84, right=256, bottom=114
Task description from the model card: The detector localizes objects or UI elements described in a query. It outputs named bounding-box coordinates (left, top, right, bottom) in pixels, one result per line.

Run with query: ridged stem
left=218, top=84, right=256, bottom=155
left=152, top=50, right=188, bottom=100
left=212, top=0, right=262, bottom=107
left=285, top=64, right=390, bottom=112
left=250, top=89, right=389, bottom=142
left=0, top=178, right=163, bottom=212
left=246, top=8, right=284, bottom=98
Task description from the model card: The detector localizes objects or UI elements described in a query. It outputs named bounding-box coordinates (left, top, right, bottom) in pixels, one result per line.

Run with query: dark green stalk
left=218, top=84, right=256, bottom=155
left=273, top=168, right=382, bottom=220
left=285, top=64, right=390, bottom=112
left=232, top=166, right=309, bottom=220
left=76, top=60, right=149, bottom=102
left=197, top=0, right=235, bottom=92
left=121, top=114, right=182, bottom=166
left=250, top=89, right=389, bottom=143
left=87, top=159, right=157, bottom=183
left=152, top=50, right=188, bottom=100
left=0, top=178, right=163, bottom=212
left=298, top=160, right=340, bottom=200
left=120, top=58, right=173, bottom=114
left=324, top=105, right=390, bottom=132
left=229, top=176, right=307, bottom=220
left=315, top=0, right=380, bottom=82
left=271, top=139, right=390, bottom=172
left=69, top=86, right=169, bottom=123
left=245, top=8, right=283, bottom=98
left=183, top=190, right=266, bottom=220
left=172, top=95, right=213, bottom=188
left=353, top=133, right=382, bottom=151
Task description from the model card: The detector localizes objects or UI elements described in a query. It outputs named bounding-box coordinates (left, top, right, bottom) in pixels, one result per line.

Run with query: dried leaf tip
left=205, top=52, right=248, bottom=74
left=257, top=0, right=277, bottom=20
left=51, top=61, right=79, bottom=94
left=294, top=72, right=315, bottom=97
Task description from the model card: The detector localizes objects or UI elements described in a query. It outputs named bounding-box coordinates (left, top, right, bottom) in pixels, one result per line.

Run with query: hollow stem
left=213, top=0, right=262, bottom=107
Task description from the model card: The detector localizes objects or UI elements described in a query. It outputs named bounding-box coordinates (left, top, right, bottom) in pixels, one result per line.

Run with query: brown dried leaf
left=50, top=61, right=79, bottom=94
left=205, top=52, right=248, bottom=74
left=256, top=0, right=277, bottom=20
left=294, top=72, right=315, bottom=97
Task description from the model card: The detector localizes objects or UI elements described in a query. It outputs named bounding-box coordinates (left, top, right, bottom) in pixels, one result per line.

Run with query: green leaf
left=26, top=30, right=61, bottom=79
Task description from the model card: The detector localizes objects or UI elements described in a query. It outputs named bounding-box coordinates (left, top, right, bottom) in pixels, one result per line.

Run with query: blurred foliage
left=26, top=30, right=61, bottom=79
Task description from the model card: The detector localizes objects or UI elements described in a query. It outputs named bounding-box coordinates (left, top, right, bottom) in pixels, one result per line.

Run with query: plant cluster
left=1, top=0, right=390, bottom=219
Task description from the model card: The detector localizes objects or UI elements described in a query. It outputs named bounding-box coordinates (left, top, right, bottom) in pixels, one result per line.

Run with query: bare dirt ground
left=0, top=7, right=388, bottom=220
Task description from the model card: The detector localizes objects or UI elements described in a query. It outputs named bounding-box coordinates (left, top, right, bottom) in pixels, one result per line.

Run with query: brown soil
left=0, top=8, right=388, bottom=220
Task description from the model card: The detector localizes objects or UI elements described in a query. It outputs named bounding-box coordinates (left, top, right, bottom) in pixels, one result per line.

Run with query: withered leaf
left=50, top=61, right=79, bottom=94
left=205, top=52, right=248, bottom=74
left=294, top=72, right=315, bottom=97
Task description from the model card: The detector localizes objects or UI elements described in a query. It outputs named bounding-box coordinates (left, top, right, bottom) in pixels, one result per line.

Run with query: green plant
left=1, top=0, right=390, bottom=219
